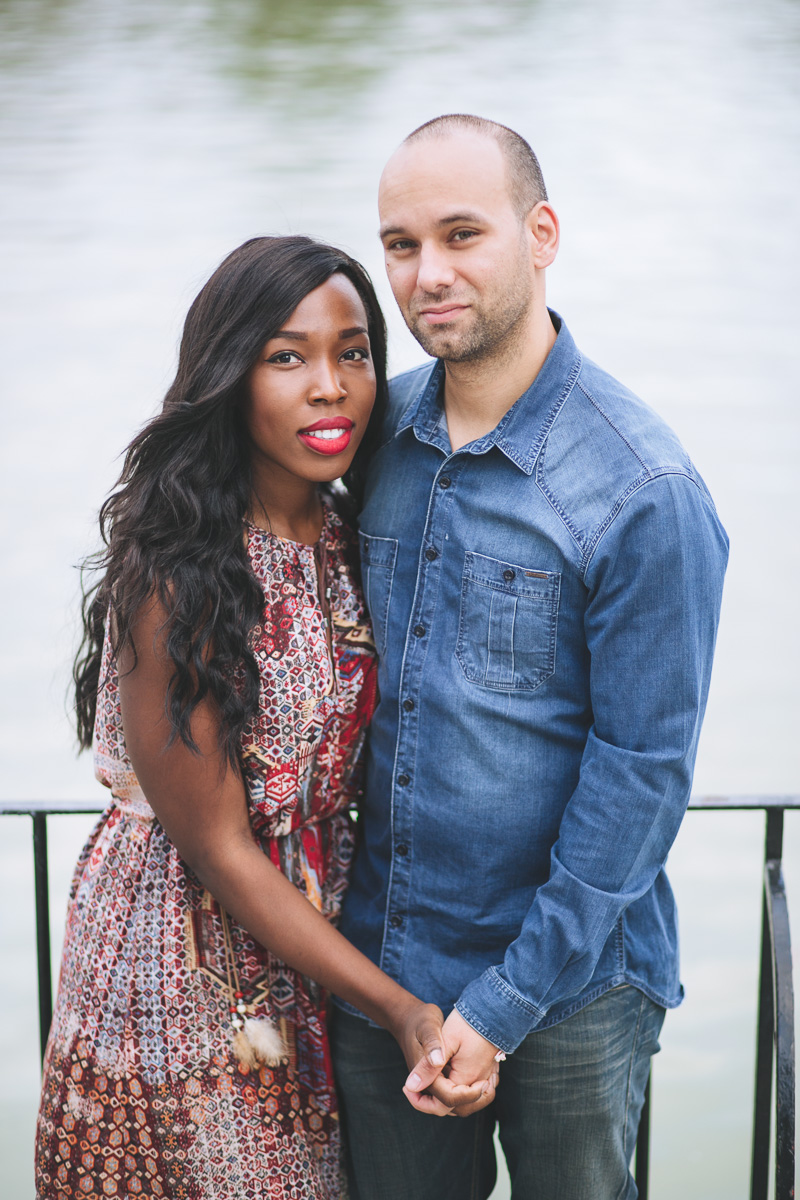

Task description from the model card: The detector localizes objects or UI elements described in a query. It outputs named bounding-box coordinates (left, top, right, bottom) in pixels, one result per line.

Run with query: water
left=1, top=0, right=798, bottom=1195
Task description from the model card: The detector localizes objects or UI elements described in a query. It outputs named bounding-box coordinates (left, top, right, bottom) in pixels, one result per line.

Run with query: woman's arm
left=118, top=597, right=491, bottom=1113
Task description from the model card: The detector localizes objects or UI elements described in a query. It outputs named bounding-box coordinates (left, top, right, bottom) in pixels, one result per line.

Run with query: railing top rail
left=0, top=800, right=106, bottom=816
left=3, top=795, right=800, bottom=817
left=688, top=796, right=800, bottom=811
left=4, top=794, right=800, bottom=818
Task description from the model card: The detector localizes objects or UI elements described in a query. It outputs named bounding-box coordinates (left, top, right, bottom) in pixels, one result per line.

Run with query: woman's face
left=244, top=274, right=377, bottom=494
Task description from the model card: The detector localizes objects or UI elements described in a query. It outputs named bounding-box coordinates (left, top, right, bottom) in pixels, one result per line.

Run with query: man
left=331, top=114, right=728, bottom=1199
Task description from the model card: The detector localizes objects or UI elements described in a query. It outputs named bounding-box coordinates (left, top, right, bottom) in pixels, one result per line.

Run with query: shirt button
left=396, top=843, right=409, bottom=856
left=438, top=476, right=451, bottom=488
left=402, top=698, right=415, bottom=712
left=390, top=914, right=403, bottom=928
left=413, top=624, right=426, bottom=638
left=397, top=773, right=410, bottom=786
left=363, top=539, right=369, bottom=552
left=425, top=547, right=438, bottom=562
left=503, top=569, right=516, bottom=582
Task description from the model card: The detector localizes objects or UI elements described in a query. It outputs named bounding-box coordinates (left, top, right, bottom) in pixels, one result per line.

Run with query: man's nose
left=309, top=358, right=346, bottom=403
left=416, top=244, right=457, bottom=295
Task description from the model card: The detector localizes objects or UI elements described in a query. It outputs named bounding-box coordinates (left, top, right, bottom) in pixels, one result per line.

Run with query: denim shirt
left=338, top=313, right=728, bottom=1053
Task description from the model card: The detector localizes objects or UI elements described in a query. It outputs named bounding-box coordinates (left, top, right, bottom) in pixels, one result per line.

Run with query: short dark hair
left=404, top=114, right=548, bottom=218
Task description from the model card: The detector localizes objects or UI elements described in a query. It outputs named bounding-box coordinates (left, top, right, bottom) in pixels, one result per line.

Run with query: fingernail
left=406, top=1072, right=422, bottom=1090
left=430, top=1047, right=445, bottom=1066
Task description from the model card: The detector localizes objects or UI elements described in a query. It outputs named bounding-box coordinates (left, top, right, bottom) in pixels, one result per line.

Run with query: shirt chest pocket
left=359, top=532, right=398, bottom=659
left=456, top=552, right=560, bottom=691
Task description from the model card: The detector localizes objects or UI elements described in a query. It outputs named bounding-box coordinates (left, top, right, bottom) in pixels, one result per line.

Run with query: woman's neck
left=249, top=477, right=324, bottom=545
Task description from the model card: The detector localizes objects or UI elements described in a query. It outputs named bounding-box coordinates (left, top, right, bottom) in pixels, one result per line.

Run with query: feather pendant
left=232, top=1016, right=287, bottom=1067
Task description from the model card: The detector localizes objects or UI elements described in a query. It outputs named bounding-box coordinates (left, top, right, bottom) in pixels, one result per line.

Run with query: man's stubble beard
left=406, top=262, right=534, bottom=366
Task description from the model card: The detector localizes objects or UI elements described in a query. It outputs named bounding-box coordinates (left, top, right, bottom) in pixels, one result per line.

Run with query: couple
left=36, top=115, right=728, bottom=1200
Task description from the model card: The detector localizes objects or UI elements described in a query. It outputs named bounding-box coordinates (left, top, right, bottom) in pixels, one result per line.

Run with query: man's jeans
left=330, top=986, right=665, bottom=1200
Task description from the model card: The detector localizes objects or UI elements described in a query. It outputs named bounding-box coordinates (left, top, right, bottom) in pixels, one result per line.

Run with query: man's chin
left=409, top=321, right=477, bottom=362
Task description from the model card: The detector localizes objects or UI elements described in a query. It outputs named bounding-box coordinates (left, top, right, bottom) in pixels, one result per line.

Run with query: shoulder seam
left=576, top=380, right=650, bottom=473
left=581, top=467, right=701, bottom=577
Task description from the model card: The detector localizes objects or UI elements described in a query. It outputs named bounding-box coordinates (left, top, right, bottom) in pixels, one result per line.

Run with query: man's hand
left=403, top=1009, right=501, bottom=1117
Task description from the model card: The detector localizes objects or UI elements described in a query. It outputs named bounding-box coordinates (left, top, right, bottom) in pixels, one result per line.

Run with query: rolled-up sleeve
left=456, top=471, right=729, bottom=1052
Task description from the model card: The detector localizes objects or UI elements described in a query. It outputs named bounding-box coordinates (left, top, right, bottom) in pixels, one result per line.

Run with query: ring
left=494, top=1050, right=507, bottom=1062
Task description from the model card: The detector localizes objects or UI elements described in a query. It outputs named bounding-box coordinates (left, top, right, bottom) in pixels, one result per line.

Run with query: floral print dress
left=36, top=502, right=377, bottom=1200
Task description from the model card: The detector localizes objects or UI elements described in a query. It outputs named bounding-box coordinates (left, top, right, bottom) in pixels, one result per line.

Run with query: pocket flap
left=359, top=532, right=398, bottom=569
left=463, top=552, right=560, bottom=600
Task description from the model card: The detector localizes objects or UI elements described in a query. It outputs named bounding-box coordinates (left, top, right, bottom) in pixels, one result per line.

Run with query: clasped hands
left=398, top=1006, right=501, bottom=1117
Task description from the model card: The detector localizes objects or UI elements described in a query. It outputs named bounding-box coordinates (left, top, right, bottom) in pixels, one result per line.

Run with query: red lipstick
left=298, top=416, right=355, bottom=456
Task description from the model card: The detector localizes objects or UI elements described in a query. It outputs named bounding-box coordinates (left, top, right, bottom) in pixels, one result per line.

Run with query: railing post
left=634, top=1073, right=651, bottom=1200
left=751, top=868, right=775, bottom=1200
left=766, top=858, right=795, bottom=1199
left=32, top=812, right=53, bottom=1064
left=750, top=806, right=796, bottom=1200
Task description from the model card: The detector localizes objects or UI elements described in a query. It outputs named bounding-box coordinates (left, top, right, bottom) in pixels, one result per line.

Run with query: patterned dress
left=36, top=503, right=377, bottom=1200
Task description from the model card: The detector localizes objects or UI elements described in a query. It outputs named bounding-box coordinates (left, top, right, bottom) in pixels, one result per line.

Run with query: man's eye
left=387, top=239, right=415, bottom=253
left=267, top=351, right=302, bottom=364
left=452, top=229, right=478, bottom=242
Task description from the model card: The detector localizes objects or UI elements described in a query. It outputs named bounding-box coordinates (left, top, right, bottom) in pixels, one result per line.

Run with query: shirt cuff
left=455, top=967, right=544, bottom=1054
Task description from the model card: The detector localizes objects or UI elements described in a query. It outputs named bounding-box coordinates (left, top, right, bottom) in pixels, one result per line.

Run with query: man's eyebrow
left=380, top=212, right=488, bottom=239
left=436, top=211, right=486, bottom=227
left=339, top=326, right=368, bottom=339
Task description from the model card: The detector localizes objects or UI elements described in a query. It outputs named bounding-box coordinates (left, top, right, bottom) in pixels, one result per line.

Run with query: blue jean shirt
left=338, top=313, right=728, bottom=1053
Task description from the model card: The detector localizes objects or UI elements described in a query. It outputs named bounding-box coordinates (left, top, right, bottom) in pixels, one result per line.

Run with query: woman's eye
left=341, top=348, right=369, bottom=362
left=267, top=351, right=302, bottom=365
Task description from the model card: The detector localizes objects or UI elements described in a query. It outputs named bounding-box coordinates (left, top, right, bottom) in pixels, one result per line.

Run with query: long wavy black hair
left=74, top=235, right=388, bottom=764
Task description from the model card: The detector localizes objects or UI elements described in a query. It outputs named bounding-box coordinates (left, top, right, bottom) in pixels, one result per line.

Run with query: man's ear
left=526, top=201, right=559, bottom=269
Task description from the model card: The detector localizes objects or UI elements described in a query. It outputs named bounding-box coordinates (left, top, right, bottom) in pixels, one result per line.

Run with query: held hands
left=401, top=1008, right=501, bottom=1118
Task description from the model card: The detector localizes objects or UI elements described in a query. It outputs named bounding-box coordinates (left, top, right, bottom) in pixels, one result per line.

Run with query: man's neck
left=443, top=305, right=557, bottom=453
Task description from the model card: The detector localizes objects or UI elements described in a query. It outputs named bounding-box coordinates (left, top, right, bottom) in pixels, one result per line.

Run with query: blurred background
left=1, top=0, right=798, bottom=1195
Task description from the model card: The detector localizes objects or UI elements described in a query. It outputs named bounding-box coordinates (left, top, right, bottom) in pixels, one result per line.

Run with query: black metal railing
left=634, top=795, right=799, bottom=1200
left=3, top=794, right=798, bottom=1199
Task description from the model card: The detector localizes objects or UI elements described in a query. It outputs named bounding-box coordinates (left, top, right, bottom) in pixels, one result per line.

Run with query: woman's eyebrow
left=339, top=326, right=368, bottom=339
left=272, top=330, right=307, bottom=340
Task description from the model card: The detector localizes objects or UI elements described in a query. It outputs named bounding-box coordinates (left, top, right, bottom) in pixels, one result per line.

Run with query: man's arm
left=409, top=470, right=728, bottom=1104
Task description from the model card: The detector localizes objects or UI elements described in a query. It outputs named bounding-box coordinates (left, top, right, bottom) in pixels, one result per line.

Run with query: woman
left=35, top=237, right=488, bottom=1199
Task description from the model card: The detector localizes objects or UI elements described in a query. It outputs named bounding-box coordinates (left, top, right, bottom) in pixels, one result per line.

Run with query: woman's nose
left=309, top=359, right=346, bottom=403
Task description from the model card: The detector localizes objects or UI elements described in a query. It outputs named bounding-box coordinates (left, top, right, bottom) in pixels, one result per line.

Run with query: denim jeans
left=330, top=986, right=665, bottom=1200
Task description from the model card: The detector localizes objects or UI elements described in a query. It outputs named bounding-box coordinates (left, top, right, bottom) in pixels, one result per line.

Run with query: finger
left=404, top=1043, right=449, bottom=1094
left=402, top=1085, right=454, bottom=1117
left=449, top=1079, right=498, bottom=1118
left=416, top=1016, right=449, bottom=1069
left=428, top=1075, right=487, bottom=1108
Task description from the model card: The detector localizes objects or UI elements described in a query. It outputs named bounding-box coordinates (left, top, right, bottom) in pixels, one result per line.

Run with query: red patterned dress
left=36, top=502, right=377, bottom=1199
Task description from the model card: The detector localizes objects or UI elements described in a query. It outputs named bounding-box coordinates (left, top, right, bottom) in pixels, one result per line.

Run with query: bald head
left=403, top=114, right=548, bottom=220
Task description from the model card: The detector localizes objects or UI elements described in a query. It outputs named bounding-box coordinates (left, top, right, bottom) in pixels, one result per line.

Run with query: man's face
left=378, top=131, right=535, bottom=363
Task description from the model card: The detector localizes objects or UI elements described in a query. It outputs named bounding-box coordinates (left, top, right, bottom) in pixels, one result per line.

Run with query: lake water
left=1, top=0, right=798, bottom=1196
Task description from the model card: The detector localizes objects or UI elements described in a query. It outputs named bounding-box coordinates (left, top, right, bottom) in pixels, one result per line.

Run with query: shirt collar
left=394, top=310, right=582, bottom=475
